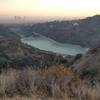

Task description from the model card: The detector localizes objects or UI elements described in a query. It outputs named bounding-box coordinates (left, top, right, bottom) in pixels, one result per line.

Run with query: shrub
left=0, top=67, right=99, bottom=100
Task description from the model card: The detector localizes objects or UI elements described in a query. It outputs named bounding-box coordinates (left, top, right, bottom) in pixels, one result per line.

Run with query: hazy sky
left=0, top=0, right=100, bottom=19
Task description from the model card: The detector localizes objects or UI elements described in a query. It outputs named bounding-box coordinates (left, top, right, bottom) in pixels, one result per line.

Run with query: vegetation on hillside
left=0, top=65, right=99, bottom=100
left=0, top=37, right=67, bottom=71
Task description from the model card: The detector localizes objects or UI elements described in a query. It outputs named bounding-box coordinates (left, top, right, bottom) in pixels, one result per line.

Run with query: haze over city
left=0, top=0, right=100, bottom=23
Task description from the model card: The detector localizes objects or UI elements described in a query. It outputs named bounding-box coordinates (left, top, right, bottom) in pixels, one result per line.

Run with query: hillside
left=73, top=47, right=100, bottom=83
left=0, top=37, right=66, bottom=71
left=0, top=29, right=99, bottom=100
left=0, top=25, right=20, bottom=39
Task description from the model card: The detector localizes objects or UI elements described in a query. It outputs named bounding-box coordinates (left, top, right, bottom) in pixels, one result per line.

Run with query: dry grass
left=0, top=66, right=99, bottom=100
left=0, top=96, right=60, bottom=100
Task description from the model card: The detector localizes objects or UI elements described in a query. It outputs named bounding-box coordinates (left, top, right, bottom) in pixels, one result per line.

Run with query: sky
left=0, top=0, right=100, bottom=20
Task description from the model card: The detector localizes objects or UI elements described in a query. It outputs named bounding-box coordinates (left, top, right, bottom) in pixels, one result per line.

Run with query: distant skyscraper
left=14, top=16, right=21, bottom=20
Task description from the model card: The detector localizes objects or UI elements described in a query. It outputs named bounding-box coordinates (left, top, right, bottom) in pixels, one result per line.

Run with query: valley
left=0, top=15, right=100, bottom=100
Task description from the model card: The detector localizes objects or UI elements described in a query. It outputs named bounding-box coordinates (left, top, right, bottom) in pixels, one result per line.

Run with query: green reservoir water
left=21, top=36, right=88, bottom=55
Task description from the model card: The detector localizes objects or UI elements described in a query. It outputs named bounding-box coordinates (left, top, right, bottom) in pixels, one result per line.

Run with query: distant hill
left=0, top=25, right=20, bottom=39
left=27, top=15, right=100, bottom=48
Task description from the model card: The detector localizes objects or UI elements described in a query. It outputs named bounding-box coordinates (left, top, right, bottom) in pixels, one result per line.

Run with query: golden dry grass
left=0, top=66, right=99, bottom=100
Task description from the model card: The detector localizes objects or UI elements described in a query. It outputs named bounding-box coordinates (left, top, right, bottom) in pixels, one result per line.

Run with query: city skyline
left=0, top=0, right=100, bottom=19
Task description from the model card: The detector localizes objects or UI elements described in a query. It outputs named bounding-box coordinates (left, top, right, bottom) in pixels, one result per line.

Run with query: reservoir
left=21, top=36, right=88, bottom=55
